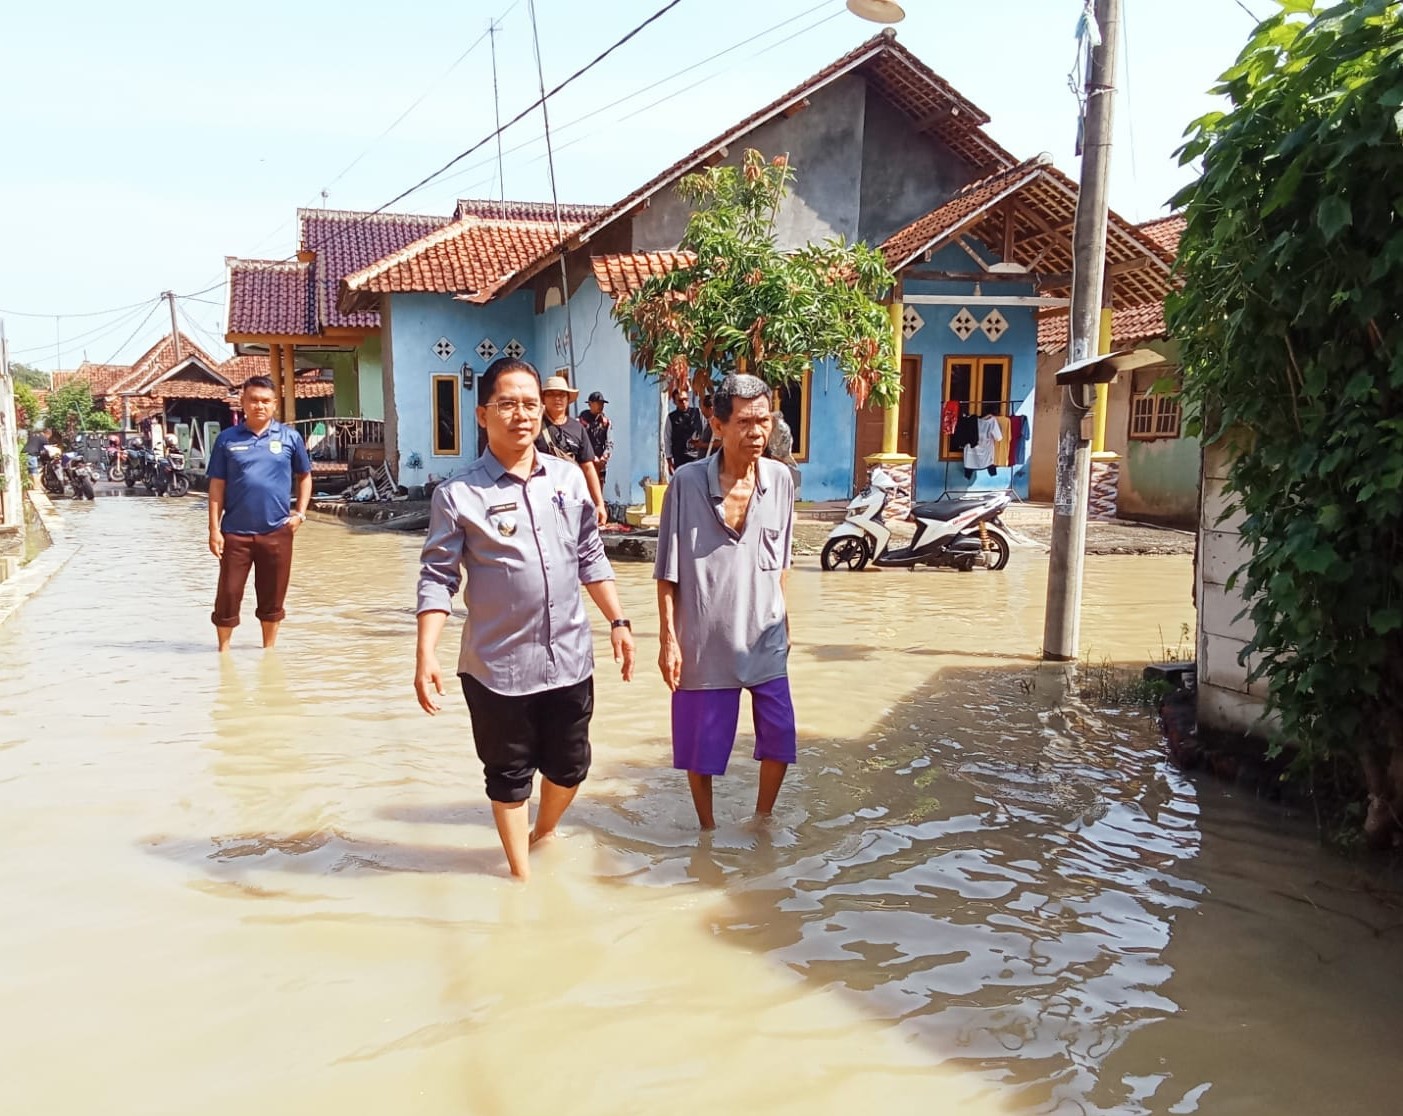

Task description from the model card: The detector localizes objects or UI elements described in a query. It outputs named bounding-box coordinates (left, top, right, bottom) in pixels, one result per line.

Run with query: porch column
left=281, top=345, right=297, bottom=423
left=268, top=345, right=284, bottom=418
left=1088, top=303, right=1121, bottom=520
left=863, top=300, right=916, bottom=522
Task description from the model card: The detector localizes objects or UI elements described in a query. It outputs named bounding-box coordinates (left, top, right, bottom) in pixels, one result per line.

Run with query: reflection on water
left=1, top=500, right=1401, bottom=1115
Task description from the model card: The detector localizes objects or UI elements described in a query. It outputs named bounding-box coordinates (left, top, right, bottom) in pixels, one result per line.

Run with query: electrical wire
left=0, top=296, right=157, bottom=321
left=316, top=1, right=522, bottom=200
left=176, top=304, right=232, bottom=361
left=428, top=0, right=839, bottom=196
left=7, top=299, right=160, bottom=359
left=100, top=301, right=166, bottom=365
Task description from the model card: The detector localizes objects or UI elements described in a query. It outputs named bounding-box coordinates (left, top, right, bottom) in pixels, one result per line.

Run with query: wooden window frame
left=431, top=374, right=461, bottom=456
left=940, top=355, right=1011, bottom=461
left=773, top=369, right=812, bottom=463
left=1129, top=391, right=1182, bottom=441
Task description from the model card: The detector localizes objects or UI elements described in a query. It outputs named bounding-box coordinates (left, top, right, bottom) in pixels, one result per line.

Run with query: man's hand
left=658, top=635, right=682, bottom=691
left=208, top=530, right=224, bottom=559
left=287, top=513, right=306, bottom=535
left=611, top=625, right=636, bottom=682
left=595, top=505, right=608, bottom=528
left=415, top=650, right=445, bottom=714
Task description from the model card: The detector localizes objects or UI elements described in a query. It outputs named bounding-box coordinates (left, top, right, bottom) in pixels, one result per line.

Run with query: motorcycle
left=103, top=437, right=126, bottom=482
left=820, top=468, right=1013, bottom=573
left=39, top=445, right=97, bottom=501
left=154, top=442, right=191, bottom=497
left=122, top=439, right=150, bottom=491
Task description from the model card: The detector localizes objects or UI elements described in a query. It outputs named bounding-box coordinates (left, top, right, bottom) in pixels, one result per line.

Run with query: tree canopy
left=1169, top=0, right=1403, bottom=845
left=612, top=149, right=899, bottom=409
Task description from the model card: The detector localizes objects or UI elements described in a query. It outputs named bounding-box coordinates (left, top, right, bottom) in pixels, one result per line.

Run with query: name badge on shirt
left=269, top=439, right=283, bottom=454
left=487, top=502, right=518, bottom=515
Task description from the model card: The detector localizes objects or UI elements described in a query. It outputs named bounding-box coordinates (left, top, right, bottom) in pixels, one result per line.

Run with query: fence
left=290, top=417, right=386, bottom=469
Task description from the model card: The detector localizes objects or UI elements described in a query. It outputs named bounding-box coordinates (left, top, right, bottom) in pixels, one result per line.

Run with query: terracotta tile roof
left=1036, top=302, right=1169, bottom=354
left=220, top=354, right=273, bottom=384
left=880, top=158, right=1175, bottom=309
left=299, top=208, right=452, bottom=331
left=54, top=362, right=132, bottom=395
left=489, top=29, right=1018, bottom=304
left=339, top=216, right=580, bottom=312
left=1138, top=214, right=1185, bottom=260
left=112, top=333, right=220, bottom=396
left=226, top=258, right=315, bottom=338
left=591, top=251, right=697, bottom=298
left=454, top=198, right=608, bottom=224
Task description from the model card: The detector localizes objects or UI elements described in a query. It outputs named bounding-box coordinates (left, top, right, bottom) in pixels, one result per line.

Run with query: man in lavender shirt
left=655, top=373, right=797, bottom=830
left=415, top=357, right=635, bottom=881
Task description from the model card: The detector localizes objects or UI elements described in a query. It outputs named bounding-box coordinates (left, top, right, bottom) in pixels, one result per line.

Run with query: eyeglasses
left=487, top=398, right=543, bottom=417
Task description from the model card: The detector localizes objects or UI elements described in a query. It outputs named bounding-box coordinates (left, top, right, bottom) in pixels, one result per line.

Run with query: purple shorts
left=671, top=676, right=797, bottom=776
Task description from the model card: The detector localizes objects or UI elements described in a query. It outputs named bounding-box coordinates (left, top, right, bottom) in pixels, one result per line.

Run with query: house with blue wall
left=338, top=30, right=1173, bottom=506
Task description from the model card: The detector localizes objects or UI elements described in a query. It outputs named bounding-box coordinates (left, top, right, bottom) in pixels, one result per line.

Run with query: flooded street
left=3, top=499, right=1402, bottom=1115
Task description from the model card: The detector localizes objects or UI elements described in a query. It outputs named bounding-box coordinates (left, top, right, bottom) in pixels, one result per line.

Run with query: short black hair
left=481, top=356, right=540, bottom=402
left=712, top=373, right=770, bottom=422
left=242, top=375, right=276, bottom=393
left=701, top=394, right=713, bottom=408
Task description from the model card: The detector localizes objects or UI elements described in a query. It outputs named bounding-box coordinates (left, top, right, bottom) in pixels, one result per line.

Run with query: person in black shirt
left=666, top=389, right=702, bottom=476
left=579, top=390, right=614, bottom=494
left=538, top=374, right=607, bottom=526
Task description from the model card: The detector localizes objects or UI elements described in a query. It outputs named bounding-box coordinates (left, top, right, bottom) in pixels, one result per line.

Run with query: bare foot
left=528, top=828, right=557, bottom=848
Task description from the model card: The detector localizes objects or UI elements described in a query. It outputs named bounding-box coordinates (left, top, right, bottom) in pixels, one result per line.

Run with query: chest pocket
left=757, top=526, right=783, bottom=570
left=554, top=497, right=589, bottom=541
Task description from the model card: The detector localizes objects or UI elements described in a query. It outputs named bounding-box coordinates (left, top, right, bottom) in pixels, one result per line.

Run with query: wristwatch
left=611, top=618, right=632, bottom=630
left=291, top=511, right=307, bottom=523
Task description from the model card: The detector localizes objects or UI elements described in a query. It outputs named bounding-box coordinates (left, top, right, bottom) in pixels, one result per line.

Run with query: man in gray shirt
left=415, top=357, right=636, bottom=881
left=655, top=373, right=796, bottom=830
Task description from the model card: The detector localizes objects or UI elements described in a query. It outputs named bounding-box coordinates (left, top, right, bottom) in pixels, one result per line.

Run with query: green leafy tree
left=13, top=382, right=41, bottom=428
left=613, top=149, right=898, bottom=409
left=1169, top=0, right=1403, bottom=846
left=42, top=379, right=107, bottom=433
left=9, top=362, right=51, bottom=391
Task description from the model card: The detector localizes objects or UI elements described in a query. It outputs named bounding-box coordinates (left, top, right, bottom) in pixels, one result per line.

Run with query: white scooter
left=820, top=468, right=1014, bottom=572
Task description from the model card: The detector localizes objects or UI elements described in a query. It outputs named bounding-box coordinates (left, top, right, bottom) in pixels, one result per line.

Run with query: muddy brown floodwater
left=3, top=499, right=1402, bottom=1115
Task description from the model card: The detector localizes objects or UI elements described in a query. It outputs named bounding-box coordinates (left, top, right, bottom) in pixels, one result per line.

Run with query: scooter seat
left=910, top=500, right=970, bottom=522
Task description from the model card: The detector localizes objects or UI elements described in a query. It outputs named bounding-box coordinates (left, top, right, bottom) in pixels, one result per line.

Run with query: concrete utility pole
left=1043, top=0, right=1119, bottom=661
left=164, top=290, right=181, bottom=360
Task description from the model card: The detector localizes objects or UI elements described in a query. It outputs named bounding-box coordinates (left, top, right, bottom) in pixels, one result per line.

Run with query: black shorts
left=459, top=674, right=594, bottom=803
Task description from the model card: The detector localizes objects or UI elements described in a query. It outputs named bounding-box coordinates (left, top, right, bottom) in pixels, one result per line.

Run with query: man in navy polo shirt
left=207, top=376, right=312, bottom=651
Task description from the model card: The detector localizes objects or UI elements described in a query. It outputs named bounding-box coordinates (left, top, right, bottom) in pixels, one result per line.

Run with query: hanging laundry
left=951, top=413, right=980, bottom=452
left=993, top=415, right=1012, bottom=467
left=941, top=400, right=960, bottom=436
left=1009, top=415, right=1026, bottom=465
left=963, top=414, right=1002, bottom=471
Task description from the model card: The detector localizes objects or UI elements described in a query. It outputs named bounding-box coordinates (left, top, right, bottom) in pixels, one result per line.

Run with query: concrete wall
left=357, top=335, right=384, bottom=422
left=1196, top=437, right=1272, bottom=737
left=534, top=276, right=637, bottom=504
left=384, top=291, right=535, bottom=490
left=857, top=91, right=974, bottom=245
left=632, top=75, right=869, bottom=252
left=1030, top=339, right=1199, bottom=525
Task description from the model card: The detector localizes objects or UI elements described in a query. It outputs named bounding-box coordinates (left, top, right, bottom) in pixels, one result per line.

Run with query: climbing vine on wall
left=1169, top=0, right=1403, bottom=845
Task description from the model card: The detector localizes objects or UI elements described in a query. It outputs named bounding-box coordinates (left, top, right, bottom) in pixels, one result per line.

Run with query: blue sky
left=0, top=0, right=1262, bottom=370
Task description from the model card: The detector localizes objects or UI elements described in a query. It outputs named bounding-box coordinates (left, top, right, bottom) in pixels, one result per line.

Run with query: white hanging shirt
left=963, top=415, right=1003, bottom=470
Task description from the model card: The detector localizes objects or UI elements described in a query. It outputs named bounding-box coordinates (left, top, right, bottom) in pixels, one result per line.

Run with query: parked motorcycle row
left=37, top=434, right=190, bottom=500
left=120, top=436, right=191, bottom=497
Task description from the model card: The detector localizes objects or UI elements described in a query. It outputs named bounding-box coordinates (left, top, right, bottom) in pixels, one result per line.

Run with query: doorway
left=853, top=354, right=921, bottom=488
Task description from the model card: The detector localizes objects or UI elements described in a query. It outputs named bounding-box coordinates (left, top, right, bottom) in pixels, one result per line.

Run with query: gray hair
left=713, top=373, right=771, bottom=422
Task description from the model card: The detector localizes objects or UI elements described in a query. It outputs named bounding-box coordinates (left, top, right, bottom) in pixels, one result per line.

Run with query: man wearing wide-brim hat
left=537, top=374, right=606, bottom=526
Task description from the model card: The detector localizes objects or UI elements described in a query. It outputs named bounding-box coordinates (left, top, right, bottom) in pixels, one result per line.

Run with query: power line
left=0, top=296, right=158, bottom=320
left=8, top=299, right=160, bottom=359
left=101, top=301, right=165, bottom=366
left=429, top=0, right=839, bottom=196
left=316, top=1, right=522, bottom=200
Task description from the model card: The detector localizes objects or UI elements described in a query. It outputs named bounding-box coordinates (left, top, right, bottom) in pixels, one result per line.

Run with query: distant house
left=333, top=30, right=1174, bottom=505
left=51, top=332, right=332, bottom=433
left=1029, top=215, right=1195, bottom=526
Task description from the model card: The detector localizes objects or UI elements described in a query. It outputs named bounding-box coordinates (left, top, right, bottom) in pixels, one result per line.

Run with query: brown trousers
left=212, top=523, right=294, bottom=628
